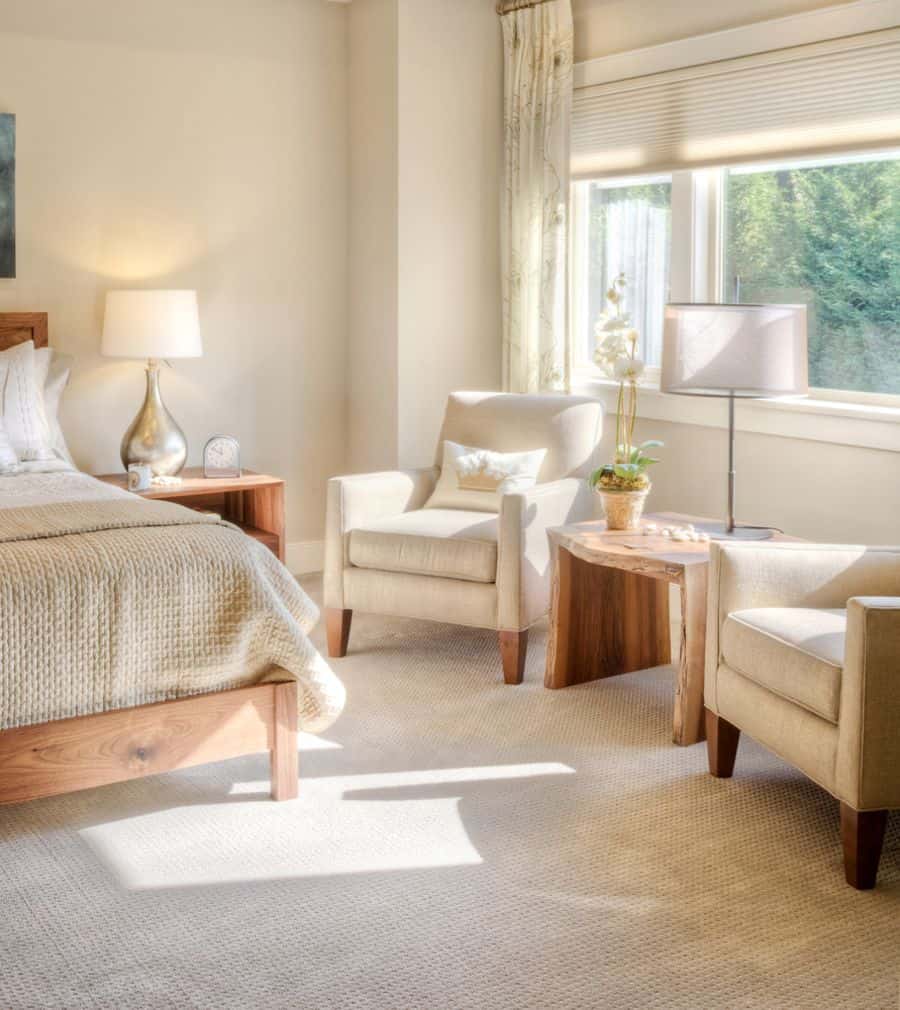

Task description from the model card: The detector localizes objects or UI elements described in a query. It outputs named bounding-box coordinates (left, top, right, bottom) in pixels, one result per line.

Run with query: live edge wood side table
left=96, top=468, right=285, bottom=562
left=545, top=513, right=794, bottom=747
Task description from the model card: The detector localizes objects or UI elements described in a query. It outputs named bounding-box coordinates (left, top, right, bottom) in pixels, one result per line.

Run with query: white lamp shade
left=661, top=303, right=807, bottom=398
left=101, top=290, right=202, bottom=359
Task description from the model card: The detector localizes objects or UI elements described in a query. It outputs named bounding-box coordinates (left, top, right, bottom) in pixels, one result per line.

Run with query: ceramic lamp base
left=120, top=359, right=188, bottom=477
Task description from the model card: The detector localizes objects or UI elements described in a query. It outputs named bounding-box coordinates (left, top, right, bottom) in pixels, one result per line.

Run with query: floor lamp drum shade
left=661, top=304, right=807, bottom=398
left=102, top=290, right=203, bottom=477
left=660, top=303, right=808, bottom=539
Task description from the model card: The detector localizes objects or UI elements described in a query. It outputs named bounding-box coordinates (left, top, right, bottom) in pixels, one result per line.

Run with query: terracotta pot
left=597, top=485, right=650, bottom=531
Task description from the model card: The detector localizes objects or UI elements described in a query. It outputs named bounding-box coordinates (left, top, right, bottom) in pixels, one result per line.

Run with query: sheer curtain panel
left=500, top=0, right=574, bottom=393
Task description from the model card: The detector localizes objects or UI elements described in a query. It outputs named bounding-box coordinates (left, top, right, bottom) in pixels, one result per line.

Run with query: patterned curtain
left=500, top=0, right=573, bottom=393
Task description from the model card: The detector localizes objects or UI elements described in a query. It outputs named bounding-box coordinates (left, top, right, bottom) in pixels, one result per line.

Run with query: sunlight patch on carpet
left=78, top=763, right=573, bottom=890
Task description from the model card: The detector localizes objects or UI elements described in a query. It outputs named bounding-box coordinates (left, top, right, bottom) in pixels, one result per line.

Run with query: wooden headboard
left=0, top=313, right=48, bottom=351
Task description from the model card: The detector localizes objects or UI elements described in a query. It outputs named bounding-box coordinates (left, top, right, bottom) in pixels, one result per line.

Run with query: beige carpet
left=1, top=577, right=897, bottom=1010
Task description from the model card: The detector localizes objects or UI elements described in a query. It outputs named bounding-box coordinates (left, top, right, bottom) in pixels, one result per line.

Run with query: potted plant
left=589, top=273, right=664, bottom=530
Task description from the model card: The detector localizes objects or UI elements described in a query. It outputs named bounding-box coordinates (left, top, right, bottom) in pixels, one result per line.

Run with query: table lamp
left=102, top=290, right=202, bottom=476
left=661, top=303, right=807, bottom=540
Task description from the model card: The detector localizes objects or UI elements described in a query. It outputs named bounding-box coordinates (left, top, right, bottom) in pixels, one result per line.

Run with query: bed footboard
left=0, top=679, right=299, bottom=805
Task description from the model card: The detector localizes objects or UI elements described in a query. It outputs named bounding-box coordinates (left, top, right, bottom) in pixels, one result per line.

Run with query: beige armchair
left=704, top=541, right=900, bottom=889
left=324, top=392, right=603, bottom=682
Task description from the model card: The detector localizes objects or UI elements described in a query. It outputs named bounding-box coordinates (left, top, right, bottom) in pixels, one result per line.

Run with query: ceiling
left=572, top=0, right=856, bottom=62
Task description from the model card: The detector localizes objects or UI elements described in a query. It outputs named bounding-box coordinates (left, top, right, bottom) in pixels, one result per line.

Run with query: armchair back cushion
left=711, top=543, right=900, bottom=617
left=434, top=392, right=603, bottom=484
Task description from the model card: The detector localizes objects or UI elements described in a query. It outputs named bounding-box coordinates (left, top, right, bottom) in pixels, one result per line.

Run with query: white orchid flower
left=613, top=357, right=645, bottom=382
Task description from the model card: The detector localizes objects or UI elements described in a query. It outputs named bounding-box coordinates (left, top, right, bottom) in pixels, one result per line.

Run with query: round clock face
left=204, top=436, right=240, bottom=476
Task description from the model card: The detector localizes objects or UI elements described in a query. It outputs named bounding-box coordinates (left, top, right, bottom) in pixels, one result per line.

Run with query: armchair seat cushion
left=348, top=509, right=499, bottom=584
left=722, top=607, right=846, bottom=724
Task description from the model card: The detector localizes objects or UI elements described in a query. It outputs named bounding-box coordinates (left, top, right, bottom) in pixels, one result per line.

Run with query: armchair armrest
left=705, top=543, right=900, bottom=712
left=836, top=597, right=900, bottom=811
left=324, top=468, right=438, bottom=609
left=498, top=477, right=594, bottom=631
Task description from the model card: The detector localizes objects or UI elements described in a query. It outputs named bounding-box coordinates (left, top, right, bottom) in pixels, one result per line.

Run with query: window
left=571, top=176, right=672, bottom=372
left=724, top=153, right=900, bottom=396
left=572, top=151, right=900, bottom=402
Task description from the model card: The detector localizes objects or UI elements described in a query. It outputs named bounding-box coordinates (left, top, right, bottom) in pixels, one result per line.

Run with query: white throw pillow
left=35, top=346, right=74, bottom=464
left=0, top=341, right=55, bottom=461
left=425, top=440, right=547, bottom=513
left=0, top=421, right=18, bottom=473
left=0, top=363, right=20, bottom=473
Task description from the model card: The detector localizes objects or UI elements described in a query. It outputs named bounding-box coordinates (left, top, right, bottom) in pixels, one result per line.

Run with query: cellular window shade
left=572, top=27, right=900, bottom=178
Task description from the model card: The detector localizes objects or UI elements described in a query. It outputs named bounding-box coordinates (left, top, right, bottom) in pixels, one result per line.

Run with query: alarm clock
left=203, top=435, right=241, bottom=479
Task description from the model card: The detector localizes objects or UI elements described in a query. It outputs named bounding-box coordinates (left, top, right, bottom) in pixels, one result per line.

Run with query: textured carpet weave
left=1, top=577, right=897, bottom=1009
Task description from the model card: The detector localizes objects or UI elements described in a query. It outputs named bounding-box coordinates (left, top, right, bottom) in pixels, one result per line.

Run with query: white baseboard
left=287, top=540, right=325, bottom=575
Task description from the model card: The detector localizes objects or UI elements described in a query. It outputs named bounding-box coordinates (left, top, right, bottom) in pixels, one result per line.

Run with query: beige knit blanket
left=0, top=498, right=346, bottom=733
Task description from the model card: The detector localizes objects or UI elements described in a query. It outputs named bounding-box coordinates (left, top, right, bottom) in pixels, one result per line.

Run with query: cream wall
left=348, top=0, right=399, bottom=474
left=0, top=0, right=348, bottom=547
left=604, top=418, right=900, bottom=546
left=397, top=0, right=503, bottom=468
left=572, top=0, right=855, bottom=61
left=348, top=0, right=503, bottom=474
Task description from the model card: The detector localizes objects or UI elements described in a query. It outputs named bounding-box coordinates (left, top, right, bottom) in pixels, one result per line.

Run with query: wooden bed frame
left=0, top=313, right=299, bottom=806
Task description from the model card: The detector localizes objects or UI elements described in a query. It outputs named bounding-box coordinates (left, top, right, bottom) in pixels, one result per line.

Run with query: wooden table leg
left=545, top=547, right=671, bottom=689
left=243, top=483, right=286, bottom=563
left=673, top=564, right=708, bottom=746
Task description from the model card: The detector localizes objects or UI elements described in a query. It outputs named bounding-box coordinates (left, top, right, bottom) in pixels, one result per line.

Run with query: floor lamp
left=660, top=303, right=808, bottom=540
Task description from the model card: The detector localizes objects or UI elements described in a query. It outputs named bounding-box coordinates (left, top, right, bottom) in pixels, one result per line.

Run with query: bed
left=0, top=313, right=345, bottom=805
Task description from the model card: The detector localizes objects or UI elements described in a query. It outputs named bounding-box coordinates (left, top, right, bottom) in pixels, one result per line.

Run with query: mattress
left=0, top=467, right=345, bottom=733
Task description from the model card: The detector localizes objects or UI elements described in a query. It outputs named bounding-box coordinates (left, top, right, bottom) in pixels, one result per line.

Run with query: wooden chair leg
left=270, top=682, right=298, bottom=801
left=499, top=630, right=528, bottom=685
left=840, top=804, right=888, bottom=890
left=325, top=608, right=352, bottom=658
left=705, top=708, right=740, bottom=778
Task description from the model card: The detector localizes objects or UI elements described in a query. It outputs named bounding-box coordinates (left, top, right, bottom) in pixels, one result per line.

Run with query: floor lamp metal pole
left=727, top=393, right=736, bottom=534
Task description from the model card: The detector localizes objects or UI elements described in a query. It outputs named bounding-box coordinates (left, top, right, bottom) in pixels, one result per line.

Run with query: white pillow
left=35, top=346, right=74, bottom=464
left=0, top=363, right=20, bottom=474
left=425, top=440, right=547, bottom=513
left=0, top=341, right=55, bottom=461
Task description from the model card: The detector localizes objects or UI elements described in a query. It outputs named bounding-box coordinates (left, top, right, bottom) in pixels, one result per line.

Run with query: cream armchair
left=704, top=542, right=900, bottom=889
left=324, top=392, right=602, bottom=683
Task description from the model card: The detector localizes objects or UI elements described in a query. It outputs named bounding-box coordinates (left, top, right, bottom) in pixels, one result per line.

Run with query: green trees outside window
left=725, top=158, right=900, bottom=395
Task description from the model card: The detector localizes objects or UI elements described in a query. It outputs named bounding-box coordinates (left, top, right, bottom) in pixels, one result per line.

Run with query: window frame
left=571, top=158, right=900, bottom=410
left=569, top=172, right=674, bottom=387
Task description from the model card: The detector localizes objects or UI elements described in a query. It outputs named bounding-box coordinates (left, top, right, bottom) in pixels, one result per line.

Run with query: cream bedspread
left=0, top=474, right=345, bottom=733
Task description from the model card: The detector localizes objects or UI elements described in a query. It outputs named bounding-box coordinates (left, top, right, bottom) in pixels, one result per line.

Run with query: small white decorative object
left=151, top=474, right=182, bottom=487
left=203, top=435, right=241, bottom=479
left=661, top=528, right=672, bottom=538
left=127, top=462, right=152, bottom=492
left=643, top=523, right=657, bottom=536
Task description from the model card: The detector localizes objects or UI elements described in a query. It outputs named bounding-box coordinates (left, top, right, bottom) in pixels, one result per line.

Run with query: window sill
left=572, top=375, right=900, bottom=453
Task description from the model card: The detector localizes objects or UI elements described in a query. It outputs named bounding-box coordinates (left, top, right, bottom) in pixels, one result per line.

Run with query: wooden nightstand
left=95, top=467, right=285, bottom=562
